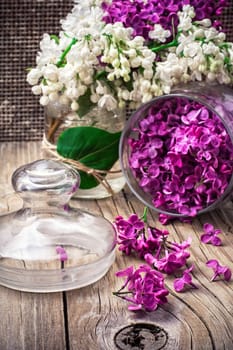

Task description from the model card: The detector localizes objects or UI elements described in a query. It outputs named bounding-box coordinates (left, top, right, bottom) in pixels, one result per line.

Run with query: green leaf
left=77, top=88, right=95, bottom=118
left=78, top=170, right=99, bottom=189
left=57, top=126, right=122, bottom=189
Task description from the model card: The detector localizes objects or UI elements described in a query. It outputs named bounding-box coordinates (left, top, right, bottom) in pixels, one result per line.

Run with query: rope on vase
left=42, top=140, right=122, bottom=196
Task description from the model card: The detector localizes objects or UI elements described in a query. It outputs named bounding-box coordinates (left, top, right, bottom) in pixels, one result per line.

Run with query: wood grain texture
left=0, top=142, right=233, bottom=350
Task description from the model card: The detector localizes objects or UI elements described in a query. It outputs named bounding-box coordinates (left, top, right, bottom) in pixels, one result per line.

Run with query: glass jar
left=120, top=82, right=233, bottom=218
left=0, top=159, right=116, bottom=292
left=43, top=101, right=126, bottom=199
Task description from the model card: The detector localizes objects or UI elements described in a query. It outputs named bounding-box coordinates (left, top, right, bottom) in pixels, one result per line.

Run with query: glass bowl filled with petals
left=119, top=83, right=233, bottom=219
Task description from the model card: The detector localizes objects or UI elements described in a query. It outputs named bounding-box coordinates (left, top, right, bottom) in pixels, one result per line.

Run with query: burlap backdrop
left=0, top=0, right=232, bottom=141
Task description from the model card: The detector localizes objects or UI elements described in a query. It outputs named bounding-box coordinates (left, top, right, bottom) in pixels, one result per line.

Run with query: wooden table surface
left=0, top=142, right=233, bottom=350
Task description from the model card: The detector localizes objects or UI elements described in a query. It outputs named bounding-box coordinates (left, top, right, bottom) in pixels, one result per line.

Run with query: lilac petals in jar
left=120, top=83, right=233, bottom=218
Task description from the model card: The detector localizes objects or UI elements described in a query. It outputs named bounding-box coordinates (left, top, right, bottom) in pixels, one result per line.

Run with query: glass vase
left=43, top=100, right=126, bottom=199
left=120, top=82, right=233, bottom=218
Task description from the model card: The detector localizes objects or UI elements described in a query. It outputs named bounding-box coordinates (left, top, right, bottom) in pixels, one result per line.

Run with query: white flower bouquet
left=27, top=0, right=233, bottom=194
left=27, top=0, right=233, bottom=113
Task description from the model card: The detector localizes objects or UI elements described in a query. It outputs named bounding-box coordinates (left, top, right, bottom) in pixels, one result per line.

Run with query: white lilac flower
left=40, top=96, right=50, bottom=106
left=27, top=68, right=42, bottom=85
left=202, top=42, right=220, bottom=55
left=183, top=42, right=202, bottom=58
left=204, top=27, right=220, bottom=41
left=59, top=95, right=70, bottom=106
left=129, top=56, right=142, bottom=68
left=36, top=33, right=67, bottom=67
left=193, top=28, right=205, bottom=39
left=48, top=92, right=59, bottom=102
left=188, top=55, right=206, bottom=71
left=178, top=5, right=195, bottom=31
left=42, top=64, right=59, bottom=82
left=58, top=64, right=76, bottom=84
left=148, top=24, right=171, bottom=43
left=131, top=76, right=154, bottom=104
left=130, top=36, right=145, bottom=47
left=31, top=85, right=42, bottom=95
left=98, top=94, right=118, bottom=111
left=41, top=84, right=51, bottom=96
left=176, top=33, right=196, bottom=55
left=195, top=19, right=212, bottom=28
left=71, top=101, right=79, bottom=111
left=60, top=1, right=105, bottom=38
left=155, top=53, right=189, bottom=90
left=143, top=69, right=154, bottom=80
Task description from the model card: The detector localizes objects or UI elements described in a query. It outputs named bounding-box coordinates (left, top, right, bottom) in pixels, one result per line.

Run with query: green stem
left=219, top=43, right=230, bottom=50
left=224, top=56, right=232, bottom=71
left=50, top=34, right=59, bottom=44
left=151, top=39, right=178, bottom=52
left=150, top=29, right=182, bottom=54
left=113, top=291, right=132, bottom=296
left=56, top=38, right=78, bottom=67
left=151, top=38, right=178, bottom=53
left=141, top=207, right=148, bottom=223
left=103, top=33, right=113, bottom=47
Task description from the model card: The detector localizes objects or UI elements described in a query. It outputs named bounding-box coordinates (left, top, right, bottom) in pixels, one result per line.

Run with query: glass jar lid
left=0, top=159, right=116, bottom=292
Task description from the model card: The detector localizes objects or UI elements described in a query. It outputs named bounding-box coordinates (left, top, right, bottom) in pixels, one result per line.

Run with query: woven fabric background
left=0, top=0, right=233, bottom=141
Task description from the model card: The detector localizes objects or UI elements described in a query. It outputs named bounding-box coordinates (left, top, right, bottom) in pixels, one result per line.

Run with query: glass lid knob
left=11, top=159, right=80, bottom=200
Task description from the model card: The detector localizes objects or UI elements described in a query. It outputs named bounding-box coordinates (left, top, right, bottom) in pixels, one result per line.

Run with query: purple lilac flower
left=146, top=226, right=169, bottom=250
left=128, top=97, right=233, bottom=217
left=200, top=223, right=222, bottom=246
left=173, top=265, right=198, bottom=292
left=206, top=259, right=232, bottom=281
left=102, top=0, right=229, bottom=41
left=114, top=214, right=145, bottom=255
left=114, top=214, right=170, bottom=258
left=114, top=210, right=232, bottom=312
left=145, top=241, right=191, bottom=275
left=114, top=264, right=169, bottom=311
left=115, top=212, right=192, bottom=274
left=56, top=245, right=68, bottom=262
left=159, top=213, right=172, bottom=225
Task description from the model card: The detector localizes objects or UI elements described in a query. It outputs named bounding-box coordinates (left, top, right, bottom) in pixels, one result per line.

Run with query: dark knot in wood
left=114, top=323, right=168, bottom=350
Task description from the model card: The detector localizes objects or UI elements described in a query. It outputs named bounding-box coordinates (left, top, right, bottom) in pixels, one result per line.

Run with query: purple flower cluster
left=114, top=264, right=169, bottom=311
left=102, top=0, right=228, bottom=41
left=145, top=237, right=191, bottom=275
left=128, top=97, right=233, bottom=216
left=115, top=214, right=169, bottom=257
left=114, top=212, right=232, bottom=311
left=115, top=213, right=192, bottom=273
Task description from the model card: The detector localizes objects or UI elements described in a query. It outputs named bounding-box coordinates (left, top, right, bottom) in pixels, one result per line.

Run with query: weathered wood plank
left=0, top=287, right=66, bottom=350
